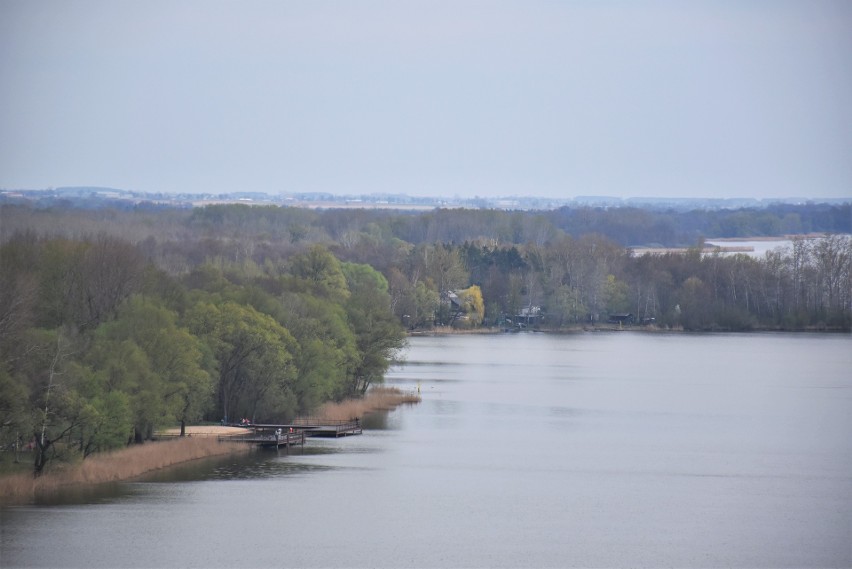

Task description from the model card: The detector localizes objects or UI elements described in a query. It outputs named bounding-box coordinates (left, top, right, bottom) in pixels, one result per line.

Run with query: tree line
left=1, top=201, right=850, bottom=474
left=2, top=201, right=850, bottom=249
left=0, top=233, right=404, bottom=475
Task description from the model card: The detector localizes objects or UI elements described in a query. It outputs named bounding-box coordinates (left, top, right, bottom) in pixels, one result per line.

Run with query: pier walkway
left=285, top=418, right=363, bottom=438
left=219, top=429, right=306, bottom=449
left=217, top=419, right=362, bottom=449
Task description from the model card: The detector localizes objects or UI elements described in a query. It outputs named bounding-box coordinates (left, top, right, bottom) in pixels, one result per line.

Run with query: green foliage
left=85, top=297, right=213, bottom=440
left=80, top=391, right=133, bottom=455
left=3, top=201, right=851, bottom=472
left=603, top=275, right=630, bottom=316
left=289, top=245, right=350, bottom=300
left=342, top=262, right=389, bottom=294
left=187, top=300, right=297, bottom=422
left=342, top=262, right=407, bottom=395
left=549, top=285, right=587, bottom=325
left=278, top=292, right=357, bottom=409
left=455, top=285, right=485, bottom=327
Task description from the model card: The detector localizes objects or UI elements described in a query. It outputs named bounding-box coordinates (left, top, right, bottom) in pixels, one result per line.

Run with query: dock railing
left=218, top=429, right=306, bottom=447
left=293, top=418, right=362, bottom=437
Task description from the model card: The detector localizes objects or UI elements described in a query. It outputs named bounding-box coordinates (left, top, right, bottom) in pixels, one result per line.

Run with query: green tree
left=550, top=285, right=587, bottom=326
left=603, top=274, right=631, bottom=316
left=279, top=292, right=358, bottom=410
left=78, top=391, right=133, bottom=456
left=454, top=285, right=485, bottom=327
left=289, top=245, right=350, bottom=301
left=413, top=281, right=440, bottom=328
left=86, top=297, right=213, bottom=440
left=17, top=328, right=86, bottom=476
left=342, top=263, right=407, bottom=395
left=187, top=300, right=297, bottom=422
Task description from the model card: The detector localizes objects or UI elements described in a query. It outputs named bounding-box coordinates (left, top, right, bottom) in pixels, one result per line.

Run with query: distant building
left=606, top=313, right=634, bottom=325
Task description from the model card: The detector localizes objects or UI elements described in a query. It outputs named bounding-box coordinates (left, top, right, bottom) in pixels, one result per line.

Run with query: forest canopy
left=0, top=231, right=405, bottom=475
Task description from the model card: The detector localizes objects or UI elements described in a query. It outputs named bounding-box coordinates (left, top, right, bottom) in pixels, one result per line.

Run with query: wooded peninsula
left=1, top=199, right=849, bottom=476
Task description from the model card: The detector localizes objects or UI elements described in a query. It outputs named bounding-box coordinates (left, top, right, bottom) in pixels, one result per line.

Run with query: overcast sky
left=1, top=1, right=850, bottom=199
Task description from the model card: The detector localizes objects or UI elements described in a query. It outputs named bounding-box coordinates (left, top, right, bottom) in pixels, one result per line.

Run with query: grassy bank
left=315, top=386, right=421, bottom=421
left=0, top=437, right=248, bottom=506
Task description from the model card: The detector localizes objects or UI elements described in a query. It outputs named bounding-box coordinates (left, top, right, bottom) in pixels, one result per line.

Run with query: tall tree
left=278, top=292, right=358, bottom=410
left=86, top=297, right=213, bottom=440
left=187, top=300, right=297, bottom=422
left=454, top=285, right=485, bottom=327
left=342, top=263, right=407, bottom=395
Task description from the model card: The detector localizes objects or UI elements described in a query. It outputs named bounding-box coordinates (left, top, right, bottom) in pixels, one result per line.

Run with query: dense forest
left=0, top=232, right=405, bottom=474
left=1, top=201, right=850, bottom=474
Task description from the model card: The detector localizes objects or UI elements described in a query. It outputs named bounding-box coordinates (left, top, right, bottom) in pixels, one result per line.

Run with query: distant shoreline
left=412, top=323, right=851, bottom=335
left=707, top=233, right=830, bottom=242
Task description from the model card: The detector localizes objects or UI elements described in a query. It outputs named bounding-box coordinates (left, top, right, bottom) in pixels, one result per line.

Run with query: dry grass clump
left=315, top=386, right=421, bottom=421
left=0, top=437, right=247, bottom=505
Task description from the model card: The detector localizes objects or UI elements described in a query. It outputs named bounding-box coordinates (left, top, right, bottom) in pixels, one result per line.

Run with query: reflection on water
left=138, top=450, right=330, bottom=483
left=31, top=481, right=142, bottom=507
left=207, top=458, right=336, bottom=480
left=140, top=440, right=383, bottom=484
left=360, top=410, right=391, bottom=430
left=2, top=332, right=851, bottom=569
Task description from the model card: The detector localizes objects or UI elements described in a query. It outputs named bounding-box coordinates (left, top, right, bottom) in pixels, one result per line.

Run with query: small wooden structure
left=607, top=313, right=635, bottom=325
left=219, top=427, right=306, bottom=449
left=218, top=419, right=361, bottom=449
left=261, top=419, right=362, bottom=438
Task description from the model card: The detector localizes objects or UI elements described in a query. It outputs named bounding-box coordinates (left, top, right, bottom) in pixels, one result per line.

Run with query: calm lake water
left=2, top=332, right=851, bottom=568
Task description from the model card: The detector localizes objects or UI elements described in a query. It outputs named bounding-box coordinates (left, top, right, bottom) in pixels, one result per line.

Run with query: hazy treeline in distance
left=1, top=200, right=850, bottom=474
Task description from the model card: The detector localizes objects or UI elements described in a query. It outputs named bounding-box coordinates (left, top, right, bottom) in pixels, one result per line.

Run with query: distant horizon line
left=2, top=185, right=850, bottom=205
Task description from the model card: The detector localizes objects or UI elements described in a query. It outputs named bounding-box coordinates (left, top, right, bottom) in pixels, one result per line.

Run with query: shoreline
left=412, top=323, right=851, bottom=335
left=0, top=387, right=423, bottom=506
left=706, top=233, right=830, bottom=242
left=0, top=436, right=249, bottom=506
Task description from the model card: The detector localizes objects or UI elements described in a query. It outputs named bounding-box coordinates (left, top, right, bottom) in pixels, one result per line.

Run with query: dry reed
left=315, top=386, right=421, bottom=421
left=0, top=437, right=248, bottom=505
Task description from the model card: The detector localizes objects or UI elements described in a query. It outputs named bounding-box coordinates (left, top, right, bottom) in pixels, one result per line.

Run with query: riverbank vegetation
left=315, top=386, right=422, bottom=421
left=1, top=232, right=406, bottom=476
left=0, top=386, right=419, bottom=504
left=0, top=436, right=248, bottom=505
left=1, top=201, right=850, bottom=476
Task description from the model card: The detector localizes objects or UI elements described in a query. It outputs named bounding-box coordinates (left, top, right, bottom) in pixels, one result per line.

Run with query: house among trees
left=607, top=313, right=635, bottom=325
left=445, top=287, right=485, bottom=327
left=518, top=306, right=542, bottom=326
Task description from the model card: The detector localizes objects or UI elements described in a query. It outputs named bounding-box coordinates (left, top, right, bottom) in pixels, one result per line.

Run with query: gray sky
left=1, top=1, right=850, bottom=199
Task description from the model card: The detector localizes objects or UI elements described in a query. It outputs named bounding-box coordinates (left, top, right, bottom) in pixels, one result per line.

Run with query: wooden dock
left=217, top=419, right=361, bottom=449
left=257, top=419, right=362, bottom=438
left=219, top=429, right=306, bottom=449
